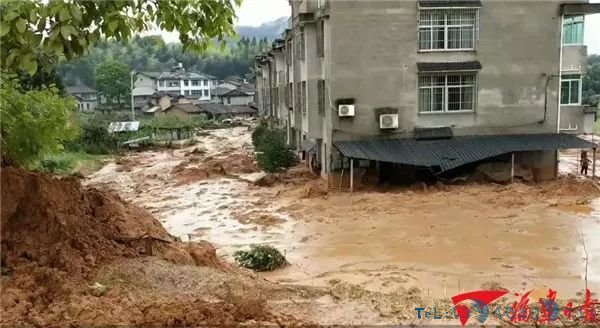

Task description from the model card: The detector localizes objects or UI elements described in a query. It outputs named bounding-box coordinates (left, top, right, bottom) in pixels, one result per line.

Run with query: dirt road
left=85, top=126, right=600, bottom=323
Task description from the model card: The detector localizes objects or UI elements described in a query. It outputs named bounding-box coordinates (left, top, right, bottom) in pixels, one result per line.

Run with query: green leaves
left=15, top=18, right=26, bottom=33
left=20, top=53, right=37, bottom=75
left=0, top=76, right=78, bottom=167
left=0, top=21, right=11, bottom=37
left=59, top=7, right=70, bottom=22
left=1, top=0, right=239, bottom=75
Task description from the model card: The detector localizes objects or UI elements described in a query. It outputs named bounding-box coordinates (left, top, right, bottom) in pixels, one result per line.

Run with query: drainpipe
left=557, top=13, right=564, bottom=133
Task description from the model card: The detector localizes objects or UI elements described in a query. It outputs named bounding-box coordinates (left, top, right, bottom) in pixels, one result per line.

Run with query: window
left=191, top=90, right=202, bottom=96
left=185, top=90, right=190, bottom=95
left=561, top=75, right=581, bottom=105
left=316, top=20, right=324, bottom=57
left=418, top=73, right=477, bottom=112
left=296, top=27, right=305, bottom=60
left=203, top=80, right=208, bottom=86
left=301, top=81, right=307, bottom=114
left=203, top=89, right=209, bottom=97
left=563, top=15, right=584, bottom=45
left=317, top=79, right=325, bottom=116
left=158, top=80, right=164, bottom=87
left=192, top=80, right=200, bottom=86
left=167, top=80, right=179, bottom=87
left=418, top=8, right=478, bottom=51
left=183, top=80, right=188, bottom=86
left=227, top=97, right=231, bottom=104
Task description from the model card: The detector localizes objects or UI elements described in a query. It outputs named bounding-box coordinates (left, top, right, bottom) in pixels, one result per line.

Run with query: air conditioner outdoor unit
left=338, top=104, right=355, bottom=117
left=379, top=114, right=399, bottom=129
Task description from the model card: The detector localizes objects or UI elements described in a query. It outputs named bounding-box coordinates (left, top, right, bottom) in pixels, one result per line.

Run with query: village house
left=135, top=64, right=217, bottom=101
left=254, top=0, right=600, bottom=186
left=65, top=84, right=98, bottom=112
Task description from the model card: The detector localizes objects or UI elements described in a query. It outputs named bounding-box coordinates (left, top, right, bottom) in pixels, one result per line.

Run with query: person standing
left=581, top=150, right=591, bottom=175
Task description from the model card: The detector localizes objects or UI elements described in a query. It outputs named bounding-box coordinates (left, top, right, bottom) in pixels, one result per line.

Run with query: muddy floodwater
left=87, top=127, right=600, bottom=305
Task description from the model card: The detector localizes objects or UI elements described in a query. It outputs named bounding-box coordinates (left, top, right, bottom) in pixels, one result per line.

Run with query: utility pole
left=130, top=70, right=136, bottom=120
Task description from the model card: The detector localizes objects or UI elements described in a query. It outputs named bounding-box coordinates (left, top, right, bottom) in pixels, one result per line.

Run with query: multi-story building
left=255, top=0, right=599, bottom=185
left=135, top=64, right=217, bottom=101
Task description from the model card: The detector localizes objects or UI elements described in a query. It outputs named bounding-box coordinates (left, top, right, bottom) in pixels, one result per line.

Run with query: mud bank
left=0, top=166, right=298, bottom=325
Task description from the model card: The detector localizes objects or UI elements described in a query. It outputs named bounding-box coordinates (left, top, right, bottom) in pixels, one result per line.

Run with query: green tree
left=583, top=63, right=600, bottom=104
left=95, top=60, right=130, bottom=107
left=255, top=129, right=296, bottom=173
left=0, top=76, right=78, bottom=167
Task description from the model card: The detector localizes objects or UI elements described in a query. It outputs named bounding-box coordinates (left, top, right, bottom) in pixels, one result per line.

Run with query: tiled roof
left=140, top=71, right=215, bottom=80
left=335, top=134, right=596, bottom=173
left=165, top=103, right=203, bottom=113
left=65, top=84, right=96, bottom=94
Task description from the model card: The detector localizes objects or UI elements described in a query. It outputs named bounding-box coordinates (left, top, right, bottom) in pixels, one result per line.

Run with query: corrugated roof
left=335, top=134, right=596, bottom=173
left=417, top=61, right=482, bottom=72
left=301, top=139, right=316, bottom=152
left=419, top=0, right=482, bottom=8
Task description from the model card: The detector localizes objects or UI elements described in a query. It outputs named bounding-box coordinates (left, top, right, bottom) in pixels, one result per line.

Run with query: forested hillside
left=57, top=35, right=272, bottom=87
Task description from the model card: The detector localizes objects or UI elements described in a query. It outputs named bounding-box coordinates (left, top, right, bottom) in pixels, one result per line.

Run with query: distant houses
left=65, top=84, right=98, bottom=112
left=66, top=64, right=257, bottom=118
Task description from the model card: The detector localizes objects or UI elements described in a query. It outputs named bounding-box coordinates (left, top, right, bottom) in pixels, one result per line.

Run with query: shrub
left=255, top=129, right=296, bottom=173
left=39, top=157, right=73, bottom=173
left=233, top=245, right=287, bottom=271
left=251, top=124, right=268, bottom=148
left=65, top=120, right=119, bottom=154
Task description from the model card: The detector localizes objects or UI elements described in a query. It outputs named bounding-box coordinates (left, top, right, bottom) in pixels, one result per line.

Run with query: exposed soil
left=0, top=166, right=287, bottom=325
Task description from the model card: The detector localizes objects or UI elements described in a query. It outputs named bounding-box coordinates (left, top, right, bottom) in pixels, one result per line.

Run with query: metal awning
left=335, top=133, right=596, bottom=173
left=301, top=139, right=316, bottom=153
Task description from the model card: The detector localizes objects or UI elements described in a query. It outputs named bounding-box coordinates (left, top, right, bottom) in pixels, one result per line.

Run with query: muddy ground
left=81, top=127, right=600, bottom=324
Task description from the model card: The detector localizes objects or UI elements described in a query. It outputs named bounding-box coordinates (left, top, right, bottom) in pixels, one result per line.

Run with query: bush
left=233, top=245, right=287, bottom=271
left=65, top=120, right=119, bottom=154
left=251, top=124, right=268, bottom=148
left=39, top=157, right=73, bottom=173
left=255, top=129, right=296, bottom=173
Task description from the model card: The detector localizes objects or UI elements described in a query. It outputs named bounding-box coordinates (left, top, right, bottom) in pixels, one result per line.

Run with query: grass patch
left=39, top=152, right=107, bottom=175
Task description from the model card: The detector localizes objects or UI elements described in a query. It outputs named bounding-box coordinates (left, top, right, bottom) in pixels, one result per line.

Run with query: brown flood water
left=263, top=183, right=600, bottom=299
left=87, top=128, right=600, bottom=302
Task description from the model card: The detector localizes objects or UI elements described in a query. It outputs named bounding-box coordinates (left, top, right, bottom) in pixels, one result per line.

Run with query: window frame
left=418, top=72, right=478, bottom=114
left=560, top=74, right=582, bottom=106
left=418, top=8, right=479, bottom=52
left=562, top=15, right=585, bottom=46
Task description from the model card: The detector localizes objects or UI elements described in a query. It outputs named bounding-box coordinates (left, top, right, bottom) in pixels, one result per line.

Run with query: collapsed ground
left=2, top=126, right=600, bottom=325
